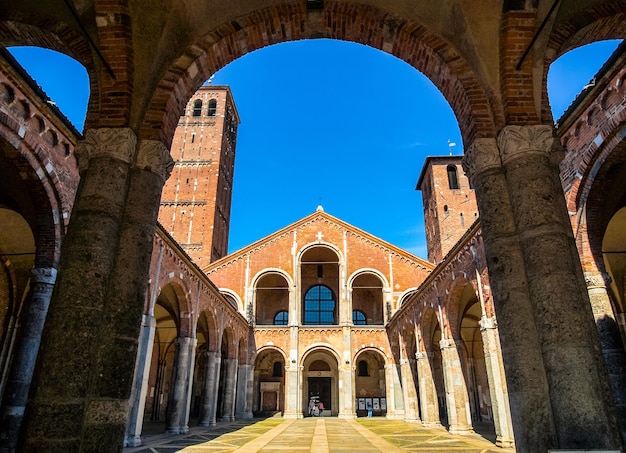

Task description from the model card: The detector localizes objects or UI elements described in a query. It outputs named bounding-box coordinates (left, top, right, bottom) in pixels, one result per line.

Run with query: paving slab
left=123, top=417, right=514, bottom=453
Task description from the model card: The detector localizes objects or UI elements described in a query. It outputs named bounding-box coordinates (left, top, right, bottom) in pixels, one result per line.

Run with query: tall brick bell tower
left=416, top=155, right=479, bottom=264
left=159, top=85, right=240, bottom=266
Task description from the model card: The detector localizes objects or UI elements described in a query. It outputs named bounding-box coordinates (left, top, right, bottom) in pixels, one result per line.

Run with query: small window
left=192, top=99, right=202, bottom=116
left=272, top=361, right=283, bottom=377
left=352, top=310, right=366, bottom=325
left=274, top=310, right=288, bottom=325
left=460, top=212, right=465, bottom=227
left=358, top=360, right=369, bottom=376
left=447, top=165, right=460, bottom=190
left=207, top=99, right=217, bottom=116
left=443, top=205, right=448, bottom=214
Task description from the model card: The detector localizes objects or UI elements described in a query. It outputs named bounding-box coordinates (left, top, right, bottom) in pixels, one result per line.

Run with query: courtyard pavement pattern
left=124, top=417, right=514, bottom=452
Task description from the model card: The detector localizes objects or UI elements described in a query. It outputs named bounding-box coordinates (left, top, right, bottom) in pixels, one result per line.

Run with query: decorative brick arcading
left=497, top=125, right=554, bottom=164
left=74, top=127, right=136, bottom=172
left=137, top=139, right=175, bottom=182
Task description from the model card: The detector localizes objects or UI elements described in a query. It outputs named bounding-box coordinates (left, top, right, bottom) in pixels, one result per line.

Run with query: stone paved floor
left=124, top=417, right=514, bottom=452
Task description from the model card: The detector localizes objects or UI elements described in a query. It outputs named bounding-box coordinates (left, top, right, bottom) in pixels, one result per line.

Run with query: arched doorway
left=302, top=349, right=339, bottom=417
left=253, top=347, right=286, bottom=415
left=354, top=349, right=386, bottom=417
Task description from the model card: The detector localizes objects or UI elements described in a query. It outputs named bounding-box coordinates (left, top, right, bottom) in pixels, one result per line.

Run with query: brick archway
left=143, top=1, right=501, bottom=147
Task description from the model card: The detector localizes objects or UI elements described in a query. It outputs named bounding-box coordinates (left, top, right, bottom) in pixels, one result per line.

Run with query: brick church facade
left=1, top=2, right=626, bottom=452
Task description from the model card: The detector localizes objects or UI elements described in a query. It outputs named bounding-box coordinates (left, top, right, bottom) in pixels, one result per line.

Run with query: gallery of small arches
left=253, top=246, right=385, bottom=326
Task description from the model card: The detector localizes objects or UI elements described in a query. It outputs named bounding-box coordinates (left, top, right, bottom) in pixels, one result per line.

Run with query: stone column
left=283, top=325, right=300, bottom=418
left=181, top=338, right=197, bottom=430
left=338, top=325, right=354, bottom=419
left=202, top=352, right=222, bottom=426
left=166, top=336, right=193, bottom=434
left=399, top=358, right=420, bottom=422
left=497, top=125, right=621, bottom=449
left=384, top=362, right=405, bottom=419
left=415, top=351, right=440, bottom=427
left=439, top=338, right=472, bottom=434
left=199, top=352, right=220, bottom=426
left=20, top=130, right=173, bottom=452
left=235, top=364, right=253, bottom=419
left=221, top=358, right=238, bottom=422
left=463, top=137, right=556, bottom=452
left=585, top=271, right=626, bottom=440
left=479, top=316, right=514, bottom=448
left=0, top=267, right=56, bottom=452
left=124, top=314, right=157, bottom=447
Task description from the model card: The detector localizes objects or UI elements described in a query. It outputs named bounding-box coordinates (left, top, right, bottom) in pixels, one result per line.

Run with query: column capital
left=497, top=125, right=554, bottom=165
left=479, top=316, right=497, bottom=331
left=462, top=137, right=500, bottom=182
left=415, top=351, right=428, bottom=360
left=30, top=267, right=57, bottom=284
left=439, top=338, right=456, bottom=350
left=584, top=271, right=610, bottom=289
left=136, top=139, right=175, bottom=182
left=75, top=127, right=136, bottom=172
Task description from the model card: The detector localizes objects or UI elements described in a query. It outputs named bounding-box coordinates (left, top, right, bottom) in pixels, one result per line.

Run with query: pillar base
left=495, top=436, right=515, bottom=448
left=448, top=425, right=474, bottom=435
left=124, top=435, right=142, bottom=447
left=338, top=412, right=356, bottom=420
left=283, top=412, right=303, bottom=419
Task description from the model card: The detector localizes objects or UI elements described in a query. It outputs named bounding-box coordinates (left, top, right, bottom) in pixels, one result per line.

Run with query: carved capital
left=584, top=271, right=609, bottom=289
left=462, top=138, right=500, bottom=182
left=415, top=351, right=428, bottom=360
left=497, top=125, right=554, bottom=165
left=439, top=338, right=456, bottom=349
left=30, top=267, right=57, bottom=285
left=75, top=128, right=136, bottom=172
left=136, top=140, right=175, bottom=182
left=479, top=316, right=497, bottom=331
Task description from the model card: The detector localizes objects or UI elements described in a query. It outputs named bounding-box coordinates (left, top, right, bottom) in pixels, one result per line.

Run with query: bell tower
left=416, top=155, right=478, bottom=264
left=159, top=85, right=240, bottom=266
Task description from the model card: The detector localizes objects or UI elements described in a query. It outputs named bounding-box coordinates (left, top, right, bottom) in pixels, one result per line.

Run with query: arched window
left=352, top=310, right=366, bottom=325
left=447, top=164, right=459, bottom=190
left=192, top=99, right=202, bottom=116
left=274, top=310, right=288, bottom=325
left=303, top=285, right=336, bottom=325
left=358, top=359, right=369, bottom=376
left=272, top=361, right=283, bottom=377
left=207, top=99, right=217, bottom=116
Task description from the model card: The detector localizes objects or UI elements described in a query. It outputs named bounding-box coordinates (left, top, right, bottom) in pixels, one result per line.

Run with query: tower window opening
left=460, top=212, right=465, bottom=227
left=447, top=165, right=460, bottom=190
left=192, top=99, right=202, bottom=116
left=443, top=205, right=448, bottom=214
left=207, top=99, right=217, bottom=116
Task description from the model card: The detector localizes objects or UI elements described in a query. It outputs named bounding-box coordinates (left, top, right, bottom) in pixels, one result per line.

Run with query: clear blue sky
left=8, top=38, right=622, bottom=257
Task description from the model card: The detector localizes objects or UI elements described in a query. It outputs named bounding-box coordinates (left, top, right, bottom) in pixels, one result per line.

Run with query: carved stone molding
left=137, top=139, right=175, bottom=182
left=462, top=137, right=500, bottom=181
left=30, top=267, right=57, bottom=285
left=439, top=338, right=456, bottom=349
left=497, top=125, right=554, bottom=165
left=479, top=316, right=497, bottom=331
left=75, top=127, right=136, bottom=172
left=584, top=271, right=610, bottom=289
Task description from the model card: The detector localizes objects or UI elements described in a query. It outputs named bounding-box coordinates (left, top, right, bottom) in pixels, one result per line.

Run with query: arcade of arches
left=1, top=2, right=626, bottom=452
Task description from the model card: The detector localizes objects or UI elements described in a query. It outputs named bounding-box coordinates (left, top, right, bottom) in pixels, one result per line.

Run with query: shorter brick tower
left=416, top=155, right=478, bottom=264
left=159, top=85, right=240, bottom=266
